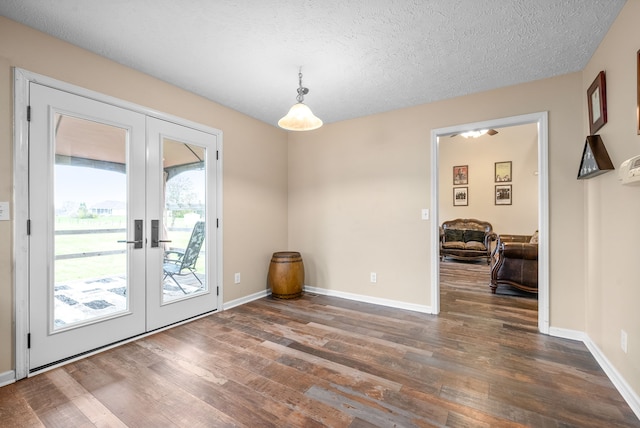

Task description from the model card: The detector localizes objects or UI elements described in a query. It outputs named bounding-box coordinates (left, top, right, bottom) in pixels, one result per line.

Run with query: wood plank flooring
left=1, top=261, right=638, bottom=427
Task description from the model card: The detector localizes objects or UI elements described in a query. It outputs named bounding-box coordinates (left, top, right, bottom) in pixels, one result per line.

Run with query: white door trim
left=13, top=69, right=30, bottom=380
left=13, top=68, right=224, bottom=379
left=430, top=112, right=549, bottom=334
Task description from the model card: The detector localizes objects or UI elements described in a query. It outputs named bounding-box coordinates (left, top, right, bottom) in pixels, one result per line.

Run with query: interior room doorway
left=430, top=112, right=549, bottom=334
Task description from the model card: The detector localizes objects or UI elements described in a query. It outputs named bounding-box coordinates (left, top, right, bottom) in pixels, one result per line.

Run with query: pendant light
left=278, top=69, right=323, bottom=131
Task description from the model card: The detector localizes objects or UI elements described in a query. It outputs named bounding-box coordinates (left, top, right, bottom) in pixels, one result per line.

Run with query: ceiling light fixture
left=461, top=129, right=489, bottom=138
left=278, top=68, right=323, bottom=131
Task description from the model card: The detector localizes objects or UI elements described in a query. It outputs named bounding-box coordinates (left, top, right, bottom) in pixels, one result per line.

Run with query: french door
left=28, top=82, right=218, bottom=371
left=145, top=116, right=218, bottom=330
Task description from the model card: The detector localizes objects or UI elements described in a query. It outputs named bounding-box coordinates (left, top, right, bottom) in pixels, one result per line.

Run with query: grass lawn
left=55, top=216, right=206, bottom=283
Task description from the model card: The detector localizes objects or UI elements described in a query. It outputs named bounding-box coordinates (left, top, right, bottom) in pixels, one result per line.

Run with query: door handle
left=118, top=219, right=143, bottom=249
left=150, top=220, right=172, bottom=247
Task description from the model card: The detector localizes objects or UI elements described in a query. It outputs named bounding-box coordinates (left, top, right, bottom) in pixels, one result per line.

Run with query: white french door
left=28, top=82, right=218, bottom=371
left=145, top=117, right=218, bottom=330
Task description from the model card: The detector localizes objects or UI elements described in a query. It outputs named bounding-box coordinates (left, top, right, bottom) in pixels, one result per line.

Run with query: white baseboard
left=222, top=286, right=432, bottom=314
left=223, top=289, right=270, bottom=311
left=549, top=327, right=640, bottom=420
left=304, top=285, right=432, bottom=314
left=548, top=326, right=588, bottom=342
left=0, top=370, right=15, bottom=387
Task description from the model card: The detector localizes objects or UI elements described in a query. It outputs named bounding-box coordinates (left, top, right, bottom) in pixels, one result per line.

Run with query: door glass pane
left=53, top=113, right=129, bottom=329
left=161, top=138, right=206, bottom=302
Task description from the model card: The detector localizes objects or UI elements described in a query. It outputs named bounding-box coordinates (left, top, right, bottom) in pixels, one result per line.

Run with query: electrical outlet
left=234, top=272, right=241, bottom=284
left=370, top=272, right=377, bottom=283
left=621, top=330, right=628, bottom=353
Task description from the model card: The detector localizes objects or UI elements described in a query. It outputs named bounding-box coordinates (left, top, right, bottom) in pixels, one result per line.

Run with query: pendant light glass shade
left=278, top=69, right=323, bottom=131
left=278, top=102, right=323, bottom=131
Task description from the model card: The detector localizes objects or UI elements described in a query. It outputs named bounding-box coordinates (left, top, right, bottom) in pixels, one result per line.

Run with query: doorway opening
left=430, top=112, right=549, bottom=333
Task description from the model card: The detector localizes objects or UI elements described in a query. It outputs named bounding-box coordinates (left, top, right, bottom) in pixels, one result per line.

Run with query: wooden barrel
left=268, top=251, right=304, bottom=299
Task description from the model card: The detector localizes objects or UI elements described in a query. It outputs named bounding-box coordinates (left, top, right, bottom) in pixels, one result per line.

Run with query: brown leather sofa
left=440, top=218, right=496, bottom=264
left=490, top=233, right=538, bottom=294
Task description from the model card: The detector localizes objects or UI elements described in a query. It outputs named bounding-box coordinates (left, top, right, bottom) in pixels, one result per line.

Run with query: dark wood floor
left=1, top=261, right=638, bottom=427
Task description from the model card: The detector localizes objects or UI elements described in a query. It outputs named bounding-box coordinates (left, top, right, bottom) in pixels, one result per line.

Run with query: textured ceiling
left=0, top=1, right=626, bottom=127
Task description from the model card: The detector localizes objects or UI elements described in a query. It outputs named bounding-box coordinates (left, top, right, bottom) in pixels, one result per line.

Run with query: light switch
left=421, top=208, right=429, bottom=220
left=0, top=202, right=9, bottom=221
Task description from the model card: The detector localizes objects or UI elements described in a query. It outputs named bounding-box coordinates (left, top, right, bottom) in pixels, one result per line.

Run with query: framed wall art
left=494, top=161, right=512, bottom=182
left=453, top=187, right=468, bottom=206
left=453, top=165, right=468, bottom=185
left=587, top=70, right=607, bottom=135
left=495, top=185, right=512, bottom=205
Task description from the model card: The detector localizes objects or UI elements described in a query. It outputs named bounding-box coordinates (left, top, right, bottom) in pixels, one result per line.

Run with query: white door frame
left=430, top=112, right=549, bottom=334
left=13, top=68, right=224, bottom=379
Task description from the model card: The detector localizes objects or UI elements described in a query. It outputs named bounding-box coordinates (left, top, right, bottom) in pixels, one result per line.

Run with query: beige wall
left=0, top=17, right=289, bottom=373
left=289, top=72, right=584, bottom=319
left=582, top=0, right=640, bottom=399
left=439, top=123, right=538, bottom=235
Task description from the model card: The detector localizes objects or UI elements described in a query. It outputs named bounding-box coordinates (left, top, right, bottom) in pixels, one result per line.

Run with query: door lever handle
left=119, top=219, right=144, bottom=249
left=150, top=220, right=172, bottom=247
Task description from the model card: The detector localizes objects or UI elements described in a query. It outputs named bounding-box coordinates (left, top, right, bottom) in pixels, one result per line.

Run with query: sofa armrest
left=500, top=242, right=538, bottom=260
left=486, top=232, right=498, bottom=260
left=485, top=232, right=497, bottom=247
left=498, top=234, right=532, bottom=244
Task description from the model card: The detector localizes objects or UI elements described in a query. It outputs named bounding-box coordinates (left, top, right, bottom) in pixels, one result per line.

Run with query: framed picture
left=453, top=187, right=468, bottom=206
left=587, top=71, right=607, bottom=135
left=494, top=161, right=512, bottom=182
left=453, top=165, right=468, bottom=185
left=495, top=185, right=512, bottom=205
